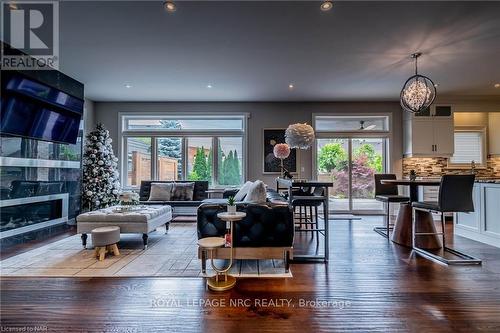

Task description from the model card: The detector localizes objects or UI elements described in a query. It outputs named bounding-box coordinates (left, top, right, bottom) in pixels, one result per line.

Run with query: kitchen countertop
left=403, top=177, right=500, bottom=184
left=475, top=179, right=500, bottom=184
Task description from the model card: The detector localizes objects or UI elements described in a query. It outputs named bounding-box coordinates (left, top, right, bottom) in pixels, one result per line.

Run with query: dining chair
left=411, top=174, right=481, bottom=265
left=374, top=174, right=410, bottom=238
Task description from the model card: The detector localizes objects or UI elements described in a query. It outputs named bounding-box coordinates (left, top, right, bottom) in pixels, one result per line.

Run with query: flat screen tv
left=1, top=72, right=84, bottom=144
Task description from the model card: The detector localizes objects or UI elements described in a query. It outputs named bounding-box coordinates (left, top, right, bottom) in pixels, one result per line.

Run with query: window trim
left=118, top=112, right=248, bottom=189
left=313, top=114, right=390, bottom=134
left=122, top=114, right=246, bottom=134
left=448, top=126, right=487, bottom=168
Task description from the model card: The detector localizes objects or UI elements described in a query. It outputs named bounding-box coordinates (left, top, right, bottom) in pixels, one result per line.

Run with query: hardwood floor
left=2, top=216, right=500, bottom=332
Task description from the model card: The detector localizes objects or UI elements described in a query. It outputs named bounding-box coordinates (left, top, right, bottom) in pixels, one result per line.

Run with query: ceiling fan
left=359, top=121, right=376, bottom=131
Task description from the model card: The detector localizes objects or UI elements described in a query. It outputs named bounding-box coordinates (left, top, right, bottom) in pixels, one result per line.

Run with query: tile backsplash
left=402, top=157, right=500, bottom=179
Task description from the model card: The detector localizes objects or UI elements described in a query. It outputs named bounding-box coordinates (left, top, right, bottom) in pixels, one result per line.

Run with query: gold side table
left=198, top=211, right=246, bottom=292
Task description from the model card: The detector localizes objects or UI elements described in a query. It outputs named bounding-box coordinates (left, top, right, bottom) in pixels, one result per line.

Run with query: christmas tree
left=82, top=123, right=121, bottom=211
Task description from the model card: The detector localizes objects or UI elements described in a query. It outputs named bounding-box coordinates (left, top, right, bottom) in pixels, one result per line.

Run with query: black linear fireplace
left=0, top=135, right=82, bottom=245
left=1, top=196, right=65, bottom=234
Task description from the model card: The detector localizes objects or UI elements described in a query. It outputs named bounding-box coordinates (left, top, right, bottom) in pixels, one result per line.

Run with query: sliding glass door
left=317, top=138, right=350, bottom=211
left=314, top=115, right=390, bottom=214
left=317, top=137, right=386, bottom=213
left=351, top=138, right=385, bottom=212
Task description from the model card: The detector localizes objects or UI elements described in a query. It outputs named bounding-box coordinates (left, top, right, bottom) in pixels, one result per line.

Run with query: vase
left=227, top=205, right=236, bottom=215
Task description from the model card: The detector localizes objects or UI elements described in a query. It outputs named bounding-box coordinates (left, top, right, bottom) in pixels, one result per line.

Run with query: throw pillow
left=244, top=180, right=267, bottom=203
left=171, top=182, right=195, bottom=201
left=148, top=183, right=173, bottom=201
left=233, top=181, right=253, bottom=201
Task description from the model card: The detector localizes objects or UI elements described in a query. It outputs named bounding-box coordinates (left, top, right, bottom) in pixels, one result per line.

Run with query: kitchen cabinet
left=483, top=185, right=500, bottom=237
left=489, top=113, right=500, bottom=156
left=456, top=183, right=500, bottom=248
left=404, top=118, right=454, bottom=157
left=455, top=184, right=481, bottom=232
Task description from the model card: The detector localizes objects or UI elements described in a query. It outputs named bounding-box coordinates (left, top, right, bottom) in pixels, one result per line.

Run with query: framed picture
left=263, top=129, right=297, bottom=174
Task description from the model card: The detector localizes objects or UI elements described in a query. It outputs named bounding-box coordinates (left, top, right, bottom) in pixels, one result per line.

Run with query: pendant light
left=400, top=53, right=436, bottom=113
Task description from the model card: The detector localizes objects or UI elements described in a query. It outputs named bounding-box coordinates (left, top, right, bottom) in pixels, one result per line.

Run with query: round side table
left=199, top=211, right=246, bottom=292
left=198, top=237, right=229, bottom=290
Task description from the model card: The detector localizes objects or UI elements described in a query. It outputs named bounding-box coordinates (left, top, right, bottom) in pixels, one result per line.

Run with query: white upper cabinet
left=405, top=119, right=434, bottom=155
left=433, top=120, right=455, bottom=155
left=489, top=113, right=500, bottom=156
left=404, top=106, right=455, bottom=157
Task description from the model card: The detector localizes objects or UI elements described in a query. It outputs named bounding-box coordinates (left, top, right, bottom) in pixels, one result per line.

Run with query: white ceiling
left=58, top=1, right=500, bottom=102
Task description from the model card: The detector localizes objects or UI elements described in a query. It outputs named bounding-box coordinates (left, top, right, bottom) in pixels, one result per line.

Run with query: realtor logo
left=1, top=1, right=59, bottom=70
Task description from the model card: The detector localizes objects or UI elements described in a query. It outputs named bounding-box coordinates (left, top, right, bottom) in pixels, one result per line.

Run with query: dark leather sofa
left=138, top=180, right=209, bottom=207
left=197, top=189, right=294, bottom=272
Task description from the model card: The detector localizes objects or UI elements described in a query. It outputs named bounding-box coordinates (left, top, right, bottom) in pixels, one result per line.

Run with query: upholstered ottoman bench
left=77, top=205, right=172, bottom=249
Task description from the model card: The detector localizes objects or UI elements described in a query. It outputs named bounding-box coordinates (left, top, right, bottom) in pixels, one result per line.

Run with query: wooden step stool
left=91, top=226, right=121, bottom=261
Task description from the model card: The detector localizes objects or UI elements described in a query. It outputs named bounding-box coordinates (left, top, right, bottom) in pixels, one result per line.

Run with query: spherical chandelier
left=400, top=53, right=436, bottom=113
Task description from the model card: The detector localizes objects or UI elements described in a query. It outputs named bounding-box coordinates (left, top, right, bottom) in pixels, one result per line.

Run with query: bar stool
left=292, top=187, right=325, bottom=245
left=412, top=174, right=481, bottom=265
left=290, top=186, right=312, bottom=229
left=374, top=174, right=409, bottom=238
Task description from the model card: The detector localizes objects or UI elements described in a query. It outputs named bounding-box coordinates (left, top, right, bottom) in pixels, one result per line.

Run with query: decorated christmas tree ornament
left=82, top=123, right=121, bottom=211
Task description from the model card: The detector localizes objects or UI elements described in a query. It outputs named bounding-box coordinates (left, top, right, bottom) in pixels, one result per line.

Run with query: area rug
left=0, top=223, right=292, bottom=278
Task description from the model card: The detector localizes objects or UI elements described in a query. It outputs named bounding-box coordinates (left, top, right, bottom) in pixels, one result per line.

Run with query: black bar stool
left=292, top=187, right=325, bottom=245
left=412, top=174, right=481, bottom=265
left=374, top=174, right=409, bottom=238
left=290, top=186, right=312, bottom=229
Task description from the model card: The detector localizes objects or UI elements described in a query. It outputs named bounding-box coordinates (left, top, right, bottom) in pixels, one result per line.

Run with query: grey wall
left=95, top=102, right=403, bottom=186
left=83, top=98, right=96, bottom=136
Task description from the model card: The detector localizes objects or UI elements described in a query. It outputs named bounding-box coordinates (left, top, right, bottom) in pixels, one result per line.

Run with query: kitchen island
left=456, top=181, right=500, bottom=248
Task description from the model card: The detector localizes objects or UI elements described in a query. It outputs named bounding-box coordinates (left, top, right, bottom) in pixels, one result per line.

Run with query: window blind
left=450, top=131, right=483, bottom=164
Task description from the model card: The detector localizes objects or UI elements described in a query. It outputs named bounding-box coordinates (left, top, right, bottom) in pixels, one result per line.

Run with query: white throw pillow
left=234, top=181, right=253, bottom=201
left=244, top=180, right=267, bottom=203
left=148, top=183, right=173, bottom=201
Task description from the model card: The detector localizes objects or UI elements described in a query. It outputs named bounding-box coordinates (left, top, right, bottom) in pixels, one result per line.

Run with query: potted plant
left=227, top=196, right=236, bottom=215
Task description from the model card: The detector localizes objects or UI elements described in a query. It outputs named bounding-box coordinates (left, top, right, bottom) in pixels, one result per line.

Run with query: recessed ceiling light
left=320, top=1, right=333, bottom=12
left=288, top=83, right=294, bottom=90
left=207, top=84, right=213, bottom=89
left=124, top=84, right=132, bottom=89
left=163, top=1, right=176, bottom=13
left=494, top=83, right=500, bottom=88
